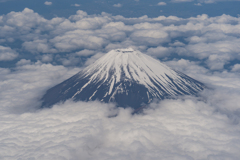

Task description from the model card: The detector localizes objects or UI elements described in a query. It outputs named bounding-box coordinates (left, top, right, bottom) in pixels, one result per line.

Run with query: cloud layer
left=1, top=61, right=240, bottom=159
left=0, top=8, right=240, bottom=69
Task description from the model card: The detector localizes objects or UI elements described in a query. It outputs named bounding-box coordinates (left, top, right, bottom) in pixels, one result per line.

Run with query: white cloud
left=165, top=59, right=208, bottom=76
left=57, top=53, right=82, bottom=66
left=147, top=46, right=172, bottom=58
left=198, top=0, right=234, bottom=3
left=130, top=29, right=169, bottom=46
left=69, top=10, right=88, bottom=20
left=72, top=4, right=80, bottom=7
left=171, top=0, right=193, bottom=2
left=157, top=2, right=167, bottom=5
left=4, top=8, right=46, bottom=27
left=170, top=0, right=240, bottom=3
left=169, top=40, right=185, bottom=47
left=0, top=45, right=18, bottom=61
left=232, top=64, right=240, bottom=72
left=84, top=52, right=105, bottom=66
left=75, top=49, right=96, bottom=56
left=113, top=3, right=122, bottom=7
left=16, top=59, right=32, bottom=66
left=0, top=62, right=80, bottom=113
left=22, top=39, right=57, bottom=54
left=194, top=2, right=202, bottom=5
left=50, top=31, right=107, bottom=51
left=175, top=39, right=240, bottom=70
left=41, top=54, right=53, bottom=62
left=44, top=1, right=52, bottom=5
left=171, top=0, right=234, bottom=3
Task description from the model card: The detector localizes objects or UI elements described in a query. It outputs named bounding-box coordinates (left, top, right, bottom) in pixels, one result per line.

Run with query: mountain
left=41, top=48, right=205, bottom=109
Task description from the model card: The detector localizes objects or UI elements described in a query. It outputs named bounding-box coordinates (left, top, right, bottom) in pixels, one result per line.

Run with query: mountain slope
left=41, top=48, right=205, bottom=109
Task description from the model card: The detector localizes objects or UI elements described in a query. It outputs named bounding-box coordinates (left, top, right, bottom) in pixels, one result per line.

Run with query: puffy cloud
left=194, top=2, right=202, bottom=5
left=176, top=39, right=240, bottom=70
left=171, top=0, right=193, bottom=2
left=50, top=30, right=107, bottom=51
left=165, top=59, right=209, bottom=80
left=170, top=0, right=240, bottom=3
left=0, top=98, right=238, bottom=159
left=75, top=49, right=96, bottom=56
left=147, top=46, right=173, bottom=58
left=0, top=45, right=18, bottom=61
left=72, top=4, right=80, bottom=7
left=0, top=8, right=48, bottom=42
left=44, top=1, right=52, bottom=5
left=16, top=59, right=32, bottom=66
left=131, top=30, right=169, bottom=44
left=113, top=3, right=122, bottom=7
left=84, top=52, right=105, bottom=66
left=57, top=53, right=83, bottom=66
left=169, top=40, right=185, bottom=47
left=41, top=54, right=53, bottom=62
left=0, top=61, right=80, bottom=113
left=157, top=2, right=167, bottom=5
left=232, top=64, right=240, bottom=72
left=22, top=39, right=57, bottom=53
left=3, top=8, right=46, bottom=28
left=69, top=10, right=88, bottom=21
left=198, top=0, right=240, bottom=3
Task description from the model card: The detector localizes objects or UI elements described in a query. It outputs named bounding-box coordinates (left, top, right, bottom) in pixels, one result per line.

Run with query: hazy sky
left=1, top=0, right=240, bottom=159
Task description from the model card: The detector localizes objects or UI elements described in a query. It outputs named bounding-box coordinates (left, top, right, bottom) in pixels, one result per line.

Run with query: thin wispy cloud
left=158, top=2, right=167, bottom=5
left=171, top=0, right=193, bottom=3
left=172, top=0, right=240, bottom=3
left=194, top=2, right=202, bottom=5
left=72, top=4, right=80, bottom=7
left=113, top=3, right=122, bottom=7
left=44, top=1, right=52, bottom=5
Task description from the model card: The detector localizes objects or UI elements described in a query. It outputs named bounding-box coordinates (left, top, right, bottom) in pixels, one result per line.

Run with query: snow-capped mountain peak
left=41, top=48, right=205, bottom=109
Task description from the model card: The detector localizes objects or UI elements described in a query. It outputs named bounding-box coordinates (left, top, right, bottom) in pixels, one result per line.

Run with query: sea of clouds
left=1, top=8, right=240, bottom=160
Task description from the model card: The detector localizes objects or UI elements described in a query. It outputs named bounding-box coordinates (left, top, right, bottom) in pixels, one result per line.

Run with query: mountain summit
left=41, top=48, right=205, bottom=109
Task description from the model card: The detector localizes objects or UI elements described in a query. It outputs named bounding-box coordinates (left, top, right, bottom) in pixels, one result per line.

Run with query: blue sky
left=1, top=1, right=240, bottom=160
left=0, top=0, right=240, bottom=19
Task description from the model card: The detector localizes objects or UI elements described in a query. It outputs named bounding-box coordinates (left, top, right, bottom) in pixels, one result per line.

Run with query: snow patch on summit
left=75, top=48, right=203, bottom=99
